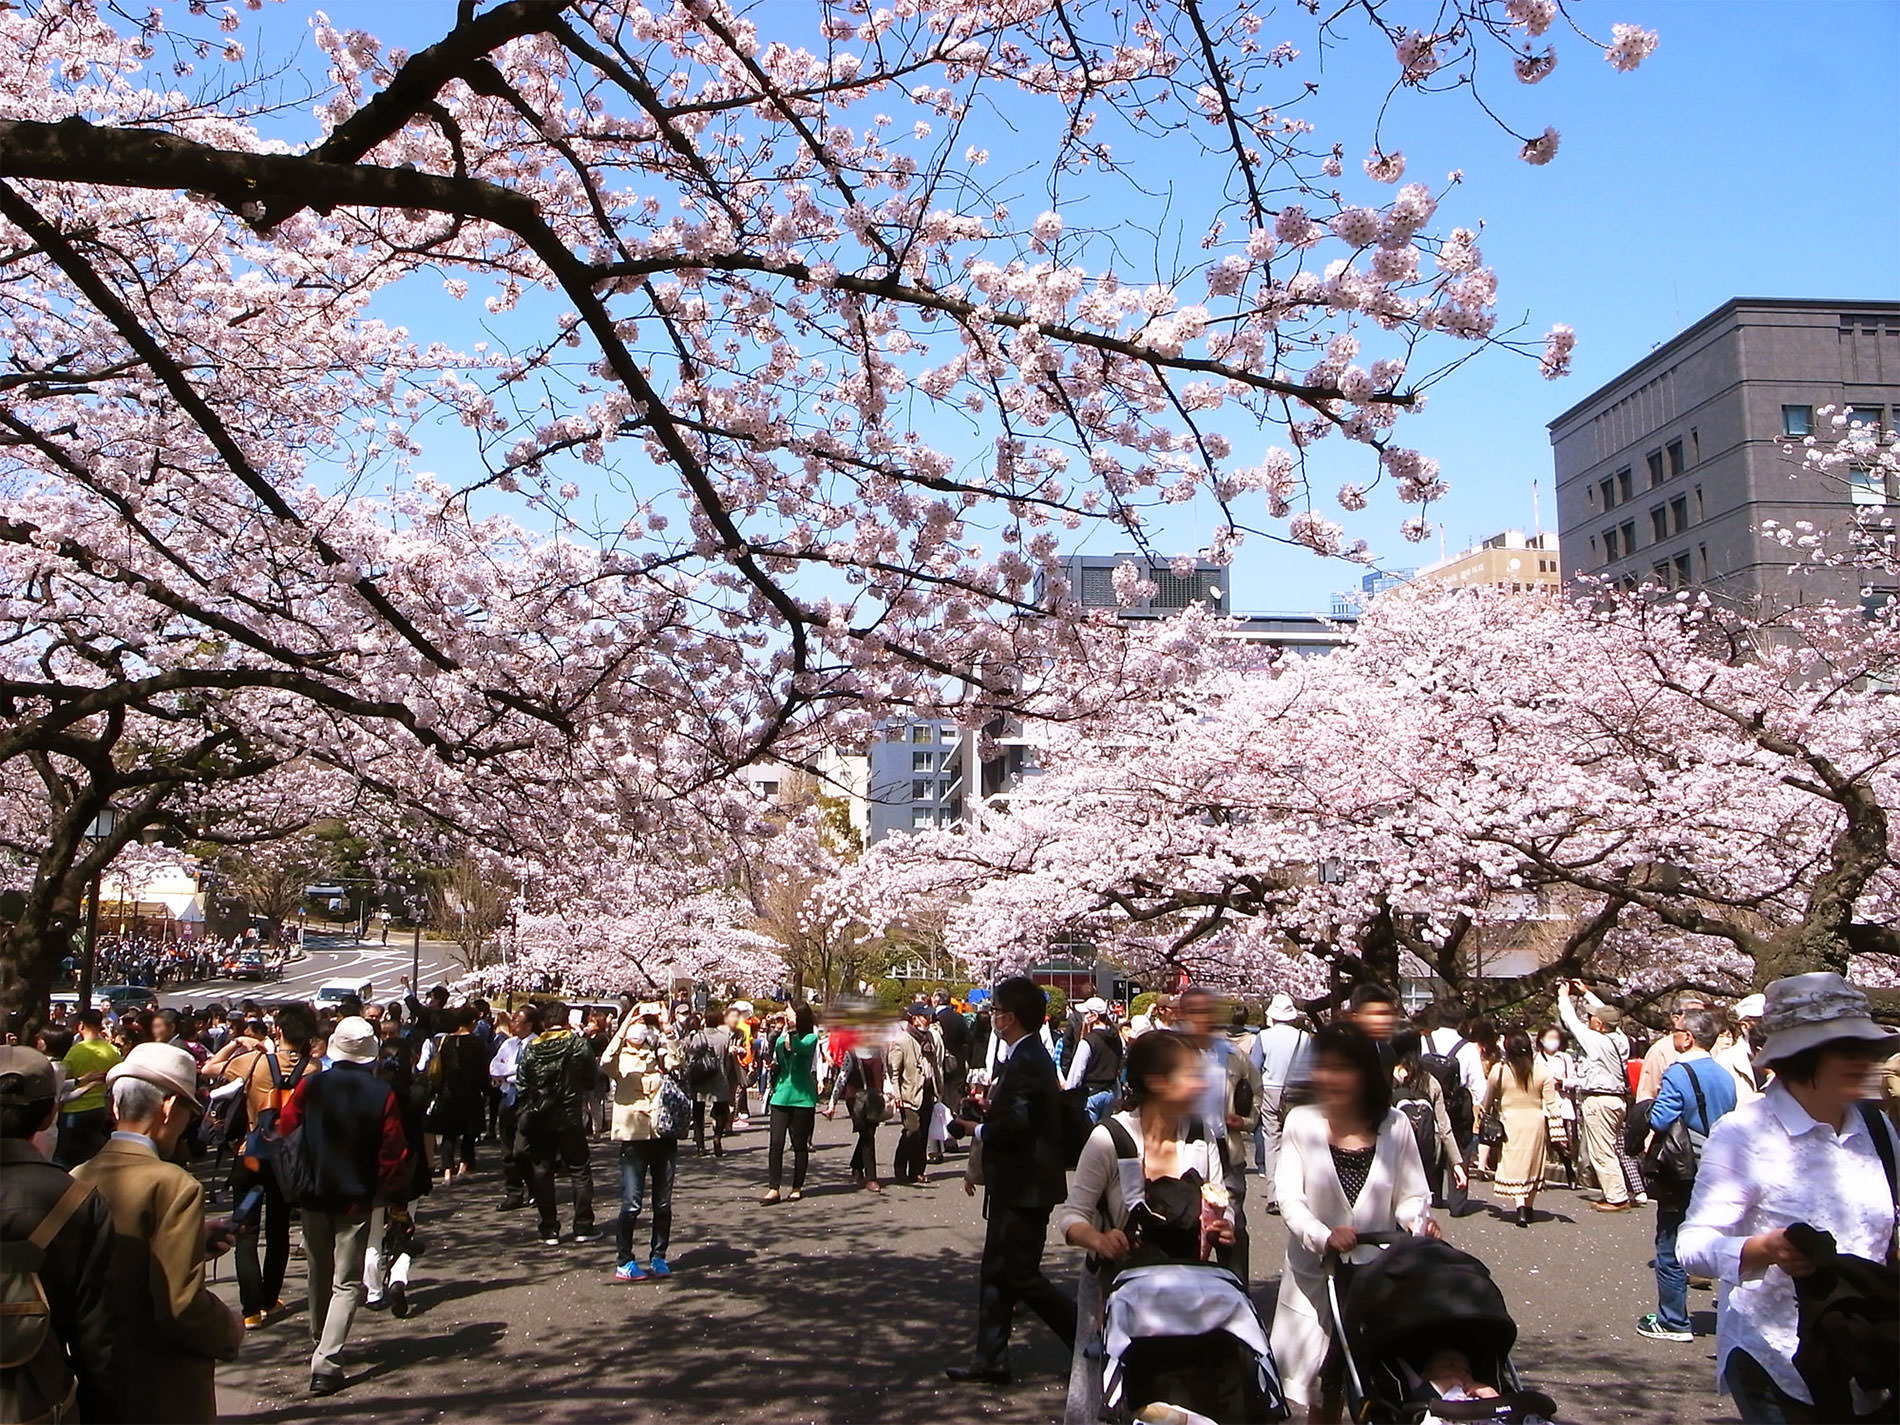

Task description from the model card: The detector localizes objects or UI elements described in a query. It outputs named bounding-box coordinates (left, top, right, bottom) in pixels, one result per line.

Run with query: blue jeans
left=615, top=1138, right=675, bottom=1264
left=1724, top=1351, right=1819, bottom=1424
left=1653, top=1196, right=1689, bottom=1331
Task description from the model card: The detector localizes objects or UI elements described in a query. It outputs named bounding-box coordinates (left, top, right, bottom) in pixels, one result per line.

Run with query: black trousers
left=973, top=1201, right=1076, bottom=1370
left=693, top=1099, right=732, bottom=1149
left=498, top=1100, right=525, bottom=1204
left=523, top=1120, right=595, bottom=1237
left=894, top=1090, right=934, bottom=1182
left=767, top=1105, right=814, bottom=1191
left=850, top=1120, right=879, bottom=1180
left=229, top=1158, right=290, bottom=1315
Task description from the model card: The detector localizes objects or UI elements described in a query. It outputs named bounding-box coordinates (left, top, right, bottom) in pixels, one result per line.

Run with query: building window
left=1653, top=560, right=1671, bottom=587
left=941, top=726, right=958, bottom=742
left=1603, top=527, right=1620, bottom=562
left=1781, top=405, right=1813, bottom=437
left=1690, top=427, right=1700, bottom=463
left=1586, top=484, right=1597, bottom=510
left=910, top=725, right=933, bottom=743
left=1589, top=535, right=1599, bottom=559
left=939, top=778, right=956, bottom=799
left=756, top=780, right=779, bottom=798
left=1698, top=543, right=1709, bottom=579
left=913, top=779, right=932, bottom=801
left=1647, top=450, right=1666, bottom=488
left=1845, top=405, right=1884, bottom=431
left=1621, top=519, right=1636, bottom=554
left=1666, top=439, right=1684, bottom=477
left=911, top=806, right=934, bottom=830
left=1651, top=506, right=1669, bottom=543
left=1618, top=468, right=1634, bottom=504
left=912, top=751, right=934, bottom=772
left=1599, top=476, right=1616, bottom=510
left=1670, top=496, right=1689, bottom=534
left=1674, top=551, right=1691, bottom=586
left=1694, top=485, right=1705, bottom=521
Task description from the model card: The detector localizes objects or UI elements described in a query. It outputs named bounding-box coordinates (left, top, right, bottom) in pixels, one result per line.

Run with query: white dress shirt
left=1678, top=1081, right=1900, bottom=1405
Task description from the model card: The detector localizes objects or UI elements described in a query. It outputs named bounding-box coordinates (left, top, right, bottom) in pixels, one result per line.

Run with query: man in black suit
left=945, top=976, right=1077, bottom=1385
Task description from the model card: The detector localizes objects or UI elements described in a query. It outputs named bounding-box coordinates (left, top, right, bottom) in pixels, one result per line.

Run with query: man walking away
left=0, top=1046, right=114, bottom=1424
left=515, top=1003, right=598, bottom=1246
left=1559, top=980, right=1636, bottom=1211
left=74, top=1044, right=243, bottom=1423
left=277, top=1016, right=410, bottom=1397
left=945, top=977, right=1076, bottom=1384
left=1252, top=993, right=1311, bottom=1209
left=1636, top=1009, right=1737, bottom=1342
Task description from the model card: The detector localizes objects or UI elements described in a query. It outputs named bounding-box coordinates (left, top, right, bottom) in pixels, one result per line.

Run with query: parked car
left=92, top=984, right=154, bottom=1015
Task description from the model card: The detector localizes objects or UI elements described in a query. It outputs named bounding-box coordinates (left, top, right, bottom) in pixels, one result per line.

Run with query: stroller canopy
left=1343, top=1238, right=1518, bottom=1368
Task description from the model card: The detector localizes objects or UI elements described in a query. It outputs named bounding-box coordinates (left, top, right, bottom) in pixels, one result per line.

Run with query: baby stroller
left=1325, top=1235, right=1557, bottom=1424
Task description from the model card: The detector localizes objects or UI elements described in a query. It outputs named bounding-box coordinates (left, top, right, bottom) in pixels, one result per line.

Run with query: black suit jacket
left=981, top=1034, right=1067, bottom=1210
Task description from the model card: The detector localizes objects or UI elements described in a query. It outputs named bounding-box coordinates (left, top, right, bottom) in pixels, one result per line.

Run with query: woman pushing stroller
left=1057, top=1030, right=1285, bottom=1423
left=1272, top=1024, right=1442, bottom=1422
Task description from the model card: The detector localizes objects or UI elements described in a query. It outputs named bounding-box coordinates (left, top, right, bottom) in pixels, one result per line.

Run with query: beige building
left=1412, top=529, right=1561, bottom=593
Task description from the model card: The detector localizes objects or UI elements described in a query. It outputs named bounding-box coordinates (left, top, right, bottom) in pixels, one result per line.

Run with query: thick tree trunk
left=0, top=916, right=71, bottom=1034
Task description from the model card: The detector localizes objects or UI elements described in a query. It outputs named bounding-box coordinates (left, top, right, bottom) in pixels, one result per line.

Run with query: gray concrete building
left=1550, top=298, right=1900, bottom=612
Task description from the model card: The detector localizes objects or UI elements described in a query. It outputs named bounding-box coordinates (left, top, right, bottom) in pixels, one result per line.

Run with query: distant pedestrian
left=1559, top=980, right=1637, bottom=1211
left=603, top=1002, right=677, bottom=1281
left=516, top=1003, right=598, bottom=1245
left=1479, top=1030, right=1559, bottom=1227
left=276, top=1016, right=410, bottom=1396
left=53, top=1011, right=119, bottom=1168
left=1635, top=1008, right=1737, bottom=1342
left=761, top=1004, right=820, bottom=1204
left=1253, top=993, right=1311, bottom=1206
left=888, top=1003, right=941, bottom=1185
left=74, top=1043, right=243, bottom=1423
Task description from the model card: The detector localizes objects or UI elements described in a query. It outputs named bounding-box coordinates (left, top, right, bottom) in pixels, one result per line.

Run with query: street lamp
left=78, top=807, right=119, bottom=1012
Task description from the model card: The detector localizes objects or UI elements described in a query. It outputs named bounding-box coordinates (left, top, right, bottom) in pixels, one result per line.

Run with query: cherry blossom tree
left=0, top=0, right=1658, bottom=1020
left=839, top=586, right=1900, bottom=1015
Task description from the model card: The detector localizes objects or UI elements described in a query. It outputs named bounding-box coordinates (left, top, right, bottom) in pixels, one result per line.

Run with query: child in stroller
left=1327, top=1235, right=1558, bottom=1424
left=1057, top=1030, right=1288, bottom=1425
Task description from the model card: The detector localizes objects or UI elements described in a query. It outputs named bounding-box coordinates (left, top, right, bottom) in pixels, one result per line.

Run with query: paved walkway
left=206, top=1114, right=1737, bottom=1423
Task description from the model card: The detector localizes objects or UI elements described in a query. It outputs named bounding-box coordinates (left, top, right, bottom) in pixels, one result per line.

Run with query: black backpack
left=1418, top=1039, right=1473, bottom=1139
left=1393, top=1084, right=1440, bottom=1172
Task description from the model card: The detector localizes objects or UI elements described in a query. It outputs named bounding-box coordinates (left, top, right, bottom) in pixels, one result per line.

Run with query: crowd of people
left=68, top=933, right=228, bottom=991
left=2, top=969, right=1896, bottom=1423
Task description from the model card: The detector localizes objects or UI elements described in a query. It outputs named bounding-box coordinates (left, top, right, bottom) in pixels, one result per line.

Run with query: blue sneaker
left=613, top=1261, right=647, bottom=1283
left=647, top=1257, right=671, bottom=1277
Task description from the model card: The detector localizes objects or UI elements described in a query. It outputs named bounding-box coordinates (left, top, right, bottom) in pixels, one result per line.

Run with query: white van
left=316, top=978, right=374, bottom=1006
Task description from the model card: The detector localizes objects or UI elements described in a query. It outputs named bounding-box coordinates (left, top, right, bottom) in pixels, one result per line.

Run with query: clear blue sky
left=236, top=0, right=1900, bottom=612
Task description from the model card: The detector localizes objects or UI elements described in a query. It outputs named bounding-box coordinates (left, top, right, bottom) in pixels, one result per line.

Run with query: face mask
left=1541, top=1039, right=1561, bottom=1054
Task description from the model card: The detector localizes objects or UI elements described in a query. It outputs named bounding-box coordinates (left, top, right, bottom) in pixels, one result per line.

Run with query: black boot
left=1515, top=1205, right=1532, bottom=1228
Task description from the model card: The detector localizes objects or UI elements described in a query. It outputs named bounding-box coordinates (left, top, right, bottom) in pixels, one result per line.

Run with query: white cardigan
left=1270, top=1103, right=1435, bottom=1407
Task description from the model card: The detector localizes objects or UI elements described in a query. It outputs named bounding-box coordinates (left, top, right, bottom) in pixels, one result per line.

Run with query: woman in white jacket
left=1273, top=1023, right=1439, bottom=1421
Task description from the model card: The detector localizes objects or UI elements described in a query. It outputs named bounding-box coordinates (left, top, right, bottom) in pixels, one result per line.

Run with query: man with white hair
left=72, top=1042, right=243, bottom=1423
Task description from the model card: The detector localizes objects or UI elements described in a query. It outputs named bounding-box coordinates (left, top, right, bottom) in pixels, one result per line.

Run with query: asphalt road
left=201, top=1114, right=1742, bottom=1425
left=160, top=934, right=467, bottom=1011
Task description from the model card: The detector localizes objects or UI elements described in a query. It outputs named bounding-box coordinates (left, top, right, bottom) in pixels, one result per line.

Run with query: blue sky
left=232, top=0, right=1900, bottom=613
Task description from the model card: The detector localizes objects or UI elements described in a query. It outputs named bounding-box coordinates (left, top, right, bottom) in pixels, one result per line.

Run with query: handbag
left=1640, top=1063, right=1711, bottom=1195
left=654, top=1071, right=693, bottom=1140
left=1477, top=1105, right=1507, bottom=1148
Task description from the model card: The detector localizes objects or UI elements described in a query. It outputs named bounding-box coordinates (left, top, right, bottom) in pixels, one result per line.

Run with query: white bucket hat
left=328, top=1016, right=380, bottom=1065
left=1267, top=993, right=1301, bottom=1023
left=1752, top=972, right=1899, bottom=1070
